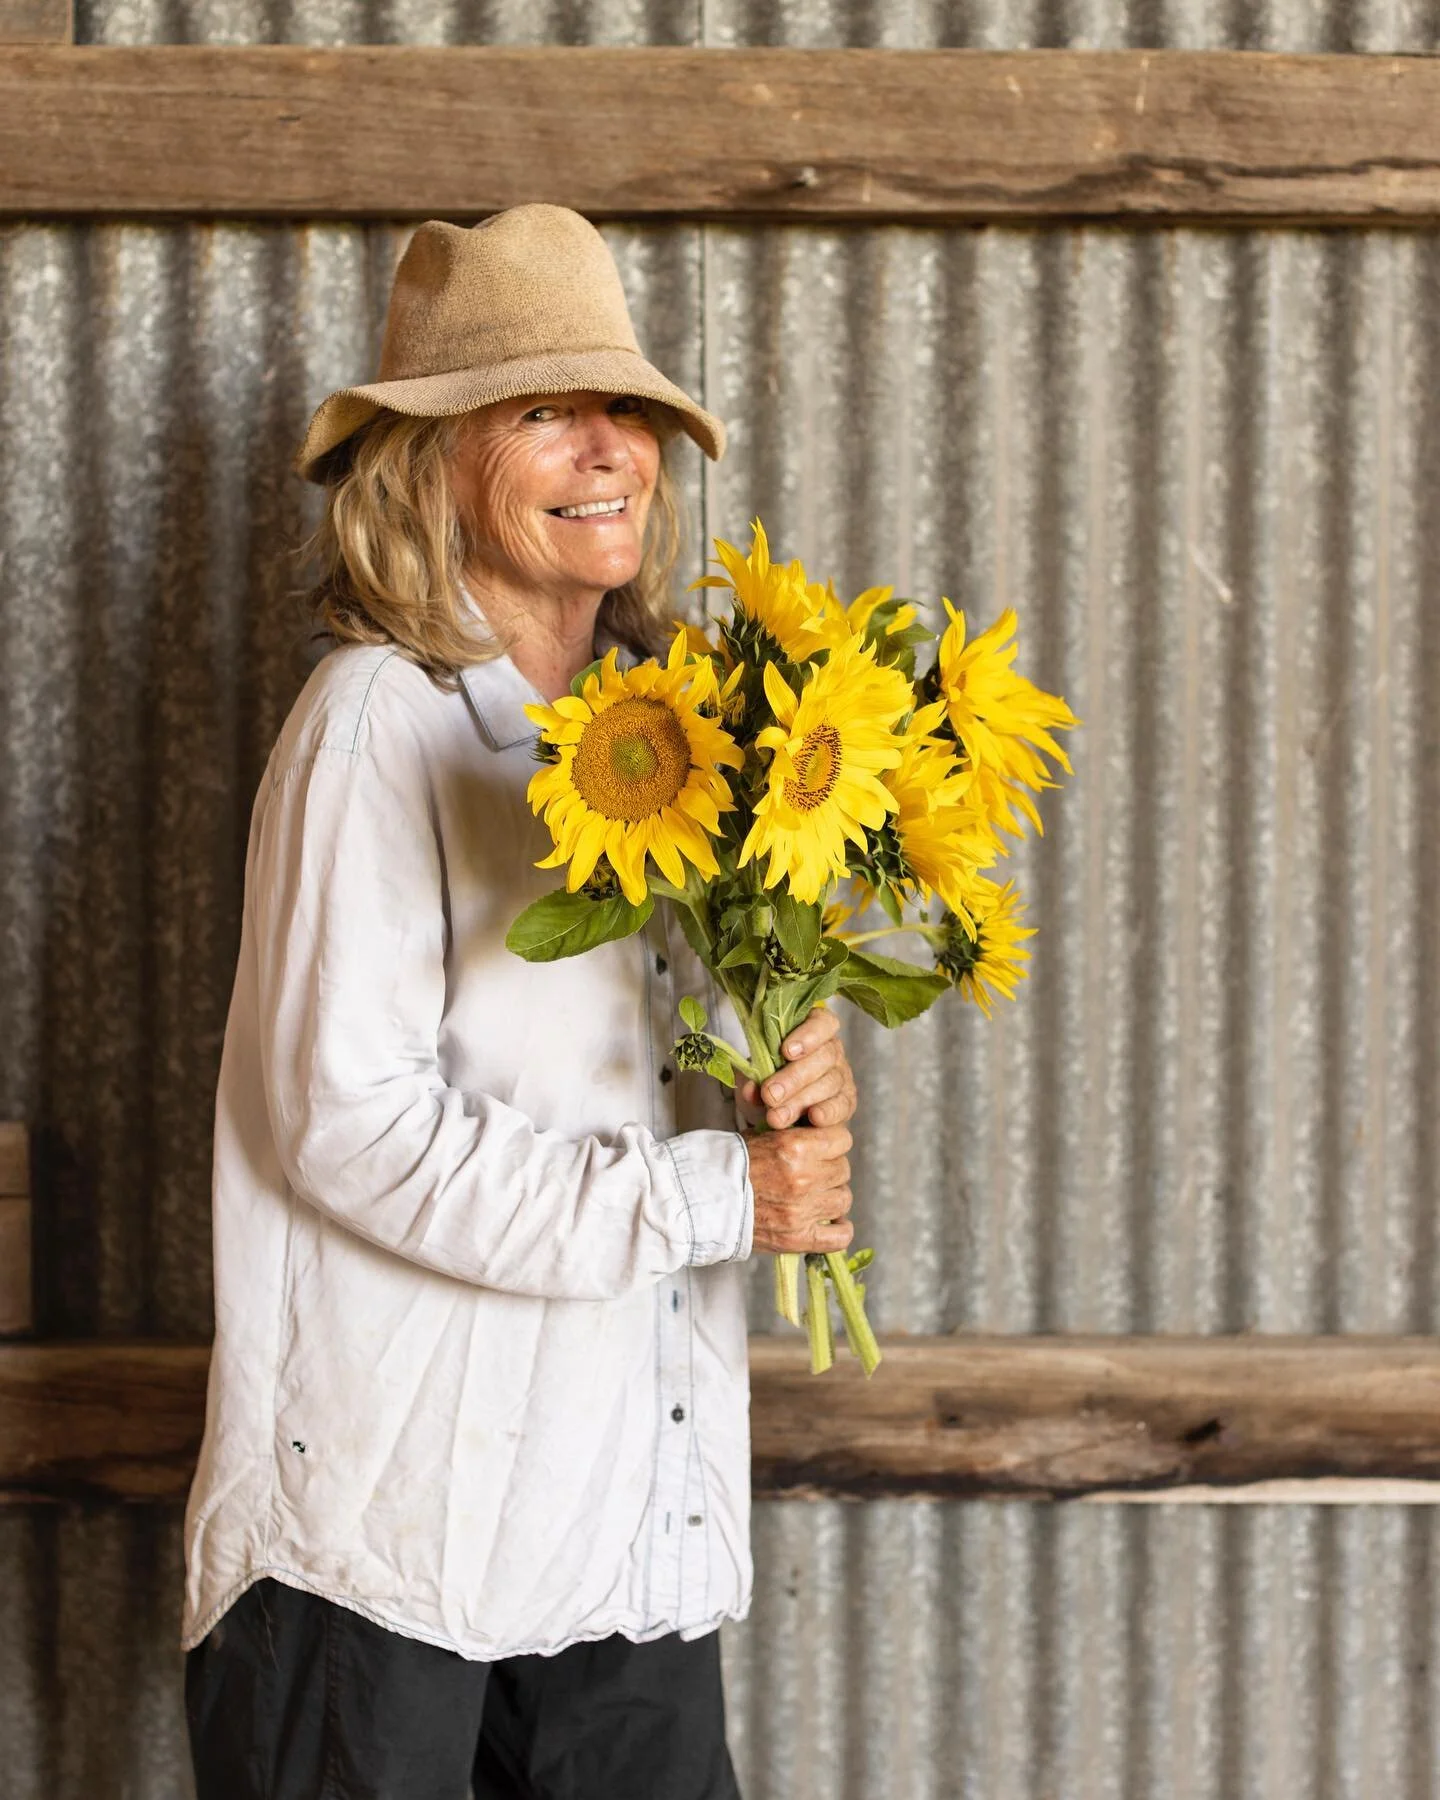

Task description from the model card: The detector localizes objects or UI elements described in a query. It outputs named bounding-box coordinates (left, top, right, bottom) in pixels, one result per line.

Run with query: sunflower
left=933, top=877, right=1037, bottom=1017
left=934, top=602, right=1079, bottom=833
left=524, top=629, right=744, bottom=907
left=692, top=519, right=851, bottom=664
left=740, top=633, right=913, bottom=904
left=808, top=576, right=920, bottom=646
left=883, top=703, right=999, bottom=931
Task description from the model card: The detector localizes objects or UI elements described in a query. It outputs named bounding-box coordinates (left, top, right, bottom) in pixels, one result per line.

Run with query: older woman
left=180, top=205, right=857, bottom=1800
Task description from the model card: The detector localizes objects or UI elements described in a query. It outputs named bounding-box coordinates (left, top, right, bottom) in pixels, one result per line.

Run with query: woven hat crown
left=380, top=208, right=643, bottom=382
left=294, top=204, right=724, bottom=478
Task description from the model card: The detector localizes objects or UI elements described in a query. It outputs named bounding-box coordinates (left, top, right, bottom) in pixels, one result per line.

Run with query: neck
left=464, top=571, right=605, bottom=703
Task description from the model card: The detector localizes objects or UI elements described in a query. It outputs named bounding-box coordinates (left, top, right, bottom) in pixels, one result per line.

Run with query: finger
left=802, top=1177, right=853, bottom=1220
left=809, top=1216, right=855, bottom=1253
left=779, top=1007, right=840, bottom=1065
left=803, top=1086, right=857, bottom=1127
left=761, top=1038, right=840, bottom=1111
left=766, top=1065, right=845, bottom=1128
left=769, top=1122, right=852, bottom=1174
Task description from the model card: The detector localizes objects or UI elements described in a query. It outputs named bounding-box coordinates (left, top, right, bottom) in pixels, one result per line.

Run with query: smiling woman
left=180, top=205, right=795, bottom=1800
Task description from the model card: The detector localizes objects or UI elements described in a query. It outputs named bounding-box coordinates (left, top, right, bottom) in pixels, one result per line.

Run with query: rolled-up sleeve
left=250, top=727, right=751, bottom=1301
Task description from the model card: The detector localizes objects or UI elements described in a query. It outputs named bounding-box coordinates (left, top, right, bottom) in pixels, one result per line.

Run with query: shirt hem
left=180, top=1565, right=750, bottom=1664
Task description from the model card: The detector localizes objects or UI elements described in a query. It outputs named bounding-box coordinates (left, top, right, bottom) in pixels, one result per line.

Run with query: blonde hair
left=303, top=406, right=686, bottom=685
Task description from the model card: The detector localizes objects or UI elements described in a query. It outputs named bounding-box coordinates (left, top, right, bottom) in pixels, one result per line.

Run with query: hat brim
left=295, top=348, right=725, bottom=481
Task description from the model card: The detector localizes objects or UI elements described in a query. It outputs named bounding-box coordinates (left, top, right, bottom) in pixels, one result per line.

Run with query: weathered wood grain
left=0, top=1341, right=209, bottom=1500
left=748, top=1335, right=1440, bottom=1499
left=0, top=1122, right=29, bottom=1197
left=7, top=1335, right=1440, bottom=1502
left=0, top=0, right=70, bottom=44
left=0, top=1199, right=32, bottom=1337
left=0, top=1128, right=31, bottom=1337
left=3, top=48, right=1440, bottom=222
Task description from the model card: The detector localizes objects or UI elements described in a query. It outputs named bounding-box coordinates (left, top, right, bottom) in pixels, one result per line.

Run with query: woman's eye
left=611, top=396, right=646, bottom=416
left=525, top=407, right=556, bottom=421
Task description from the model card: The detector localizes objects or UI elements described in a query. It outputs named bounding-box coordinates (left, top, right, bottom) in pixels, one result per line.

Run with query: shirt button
left=655, top=954, right=668, bottom=974
left=688, top=1514, right=704, bottom=1527
left=659, top=1065, right=674, bottom=1084
left=671, top=1404, right=686, bottom=1423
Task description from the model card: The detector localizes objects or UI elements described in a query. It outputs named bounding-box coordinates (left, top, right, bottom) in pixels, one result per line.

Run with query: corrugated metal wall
left=2, top=3, right=1438, bottom=1796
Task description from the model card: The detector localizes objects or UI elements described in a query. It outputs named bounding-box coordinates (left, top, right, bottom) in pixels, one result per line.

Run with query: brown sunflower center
left=572, top=697, right=691, bottom=822
left=783, top=723, right=843, bottom=813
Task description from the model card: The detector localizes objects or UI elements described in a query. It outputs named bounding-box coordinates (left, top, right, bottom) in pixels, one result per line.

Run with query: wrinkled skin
left=448, top=388, right=661, bottom=702
left=740, top=1007, right=860, bottom=1254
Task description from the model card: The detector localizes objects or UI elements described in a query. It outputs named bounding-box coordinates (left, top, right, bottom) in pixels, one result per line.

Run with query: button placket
left=646, top=911, right=678, bottom=1115
left=648, top=1271, right=696, bottom=1622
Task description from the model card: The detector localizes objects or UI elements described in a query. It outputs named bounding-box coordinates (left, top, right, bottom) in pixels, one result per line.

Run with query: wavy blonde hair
left=303, top=405, right=686, bottom=686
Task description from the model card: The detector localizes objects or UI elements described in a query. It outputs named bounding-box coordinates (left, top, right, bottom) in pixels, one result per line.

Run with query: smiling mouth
left=547, top=497, right=630, bottom=520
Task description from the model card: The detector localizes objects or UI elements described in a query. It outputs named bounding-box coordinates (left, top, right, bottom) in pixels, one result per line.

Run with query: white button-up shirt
left=180, top=628, right=756, bottom=1661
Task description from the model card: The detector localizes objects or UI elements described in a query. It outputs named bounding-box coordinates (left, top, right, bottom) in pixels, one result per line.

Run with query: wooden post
left=0, top=1125, right=32, bottom=1336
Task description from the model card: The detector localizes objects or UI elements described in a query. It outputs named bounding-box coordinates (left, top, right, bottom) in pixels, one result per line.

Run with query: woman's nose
left=573, top=407, right=634, bottom=469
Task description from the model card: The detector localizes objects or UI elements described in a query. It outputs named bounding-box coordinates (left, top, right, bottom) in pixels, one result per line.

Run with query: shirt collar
left=457, top=614, right=642, bottom=753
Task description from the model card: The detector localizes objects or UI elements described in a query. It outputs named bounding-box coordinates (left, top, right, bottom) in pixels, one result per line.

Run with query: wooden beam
left=3, top=48, right=1440, bottom=223
left=0, top=0, right=70, bottom=44
left=0, top=1126, right=31, bottom=1337
left=7, top=1335, right=1440, bottom=1503
left=0, top=1123, right=28, bottom=1197
left=748, top=1336, right=1440, bottom=1499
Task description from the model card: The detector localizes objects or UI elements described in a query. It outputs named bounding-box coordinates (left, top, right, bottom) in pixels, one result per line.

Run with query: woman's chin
left=563, top=548, right=645, bottom=594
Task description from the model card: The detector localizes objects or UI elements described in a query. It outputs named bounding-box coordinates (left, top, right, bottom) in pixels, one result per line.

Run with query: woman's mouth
left=548, top=497, right=629, bottom=520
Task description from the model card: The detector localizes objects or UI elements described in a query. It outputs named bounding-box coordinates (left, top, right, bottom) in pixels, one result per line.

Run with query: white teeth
left=555, top=498, right=626, bottom=519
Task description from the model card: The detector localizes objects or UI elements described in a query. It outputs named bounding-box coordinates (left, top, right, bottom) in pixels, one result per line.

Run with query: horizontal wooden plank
left=7, top=1336, right=1440, bottom=1503
left=3, top=48, right=1440, bottom=222
left=748, top=1336, right=1440, bottom=1498
left=0, top=1123, right=27, bottom=1196
left=0, top=0, right=70, bottom=44
left=0, top=1199, right=32, bottom=1336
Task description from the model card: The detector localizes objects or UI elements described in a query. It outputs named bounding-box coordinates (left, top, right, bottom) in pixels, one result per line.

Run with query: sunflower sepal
left=505, top=888, right=654, bottom=964
left=567, top=656, right=608, bottom=698
left=672, top=997, right=761, bottom=1089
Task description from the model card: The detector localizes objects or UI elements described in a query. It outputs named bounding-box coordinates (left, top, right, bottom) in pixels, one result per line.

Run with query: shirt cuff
left=662, top=1128, right=754, bottom=1267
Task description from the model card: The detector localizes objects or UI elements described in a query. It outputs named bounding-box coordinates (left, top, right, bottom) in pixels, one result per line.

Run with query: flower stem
left=775, top=1252, right=802, bottom=1327
left=804, top=1256, right=833, bottom=1373
left=824, top=1252, right=882, bottom=1376
left=717, top=973, right=804, bottom=1329
left=835, top=924, right=929, bottom=950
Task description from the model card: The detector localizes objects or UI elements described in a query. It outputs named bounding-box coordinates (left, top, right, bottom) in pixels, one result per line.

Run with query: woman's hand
left=735, top=1006, right=859, bottom=1254
left=745, top=1121, right=854, bottom=1255
left=736, top=1005, right=857, bottom=1132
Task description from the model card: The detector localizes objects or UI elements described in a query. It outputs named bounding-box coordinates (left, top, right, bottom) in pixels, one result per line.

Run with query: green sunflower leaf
left=771, top=891, right=823, bottom=972
left=704, top=1048, right=737, bottom=1086
left=678, top=995, right=708, bottom=1034
left=717, top=936, right=764, bottom=970
left=836, top=946, right=948, bottom=1027
left=505, top=888, right=653, bottom=963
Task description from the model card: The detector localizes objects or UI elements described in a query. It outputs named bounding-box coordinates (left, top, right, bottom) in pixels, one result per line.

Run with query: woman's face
left=449, top=389, right=662, bottom=606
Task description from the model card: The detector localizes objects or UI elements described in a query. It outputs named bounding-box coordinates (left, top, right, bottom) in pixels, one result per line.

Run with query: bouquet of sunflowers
left=506, top=521, right=1078, bottom=1377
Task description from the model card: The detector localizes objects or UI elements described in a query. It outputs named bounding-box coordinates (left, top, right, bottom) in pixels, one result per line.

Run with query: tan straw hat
left=296, top=204, right=726, bottom=481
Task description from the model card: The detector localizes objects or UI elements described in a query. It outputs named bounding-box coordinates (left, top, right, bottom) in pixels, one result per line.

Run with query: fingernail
left=768, top=1081, right=786, bottom=1101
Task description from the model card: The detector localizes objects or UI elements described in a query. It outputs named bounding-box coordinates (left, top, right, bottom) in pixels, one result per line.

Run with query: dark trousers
left=185, top=1577, right=743, bottom=1800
